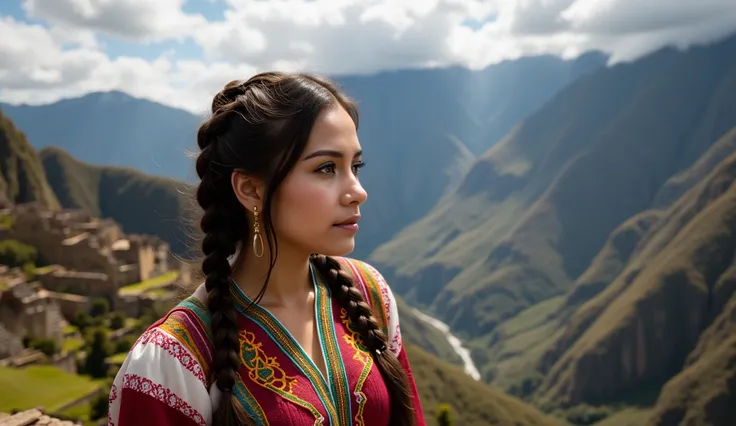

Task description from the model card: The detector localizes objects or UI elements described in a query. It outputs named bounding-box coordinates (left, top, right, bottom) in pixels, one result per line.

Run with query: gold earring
left=252, top=206, right=264, bottom=258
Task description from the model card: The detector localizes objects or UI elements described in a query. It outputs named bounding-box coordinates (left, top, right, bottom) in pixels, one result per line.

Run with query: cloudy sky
left=2, top=0, right=736, bottom=114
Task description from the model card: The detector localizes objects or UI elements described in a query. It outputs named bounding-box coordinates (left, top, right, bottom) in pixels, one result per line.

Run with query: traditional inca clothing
left=108, top=257, right=426, bottom=426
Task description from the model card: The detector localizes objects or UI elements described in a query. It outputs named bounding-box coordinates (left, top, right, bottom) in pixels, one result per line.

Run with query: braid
left=196, top=100, right=250, bottom=425
left=192, top=71, right=386, bottom=425
left=211, top=80, right=247, bottom=113
left=311, top=254, right=417, bottom=426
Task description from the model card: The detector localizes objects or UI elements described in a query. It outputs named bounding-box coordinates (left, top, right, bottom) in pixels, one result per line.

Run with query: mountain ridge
left=0, top=54, right=607, bottom=261
left=370, top=31, right=736, bottom=337
left=0, top=109, right=59, bottom=210
left=0, top=110, right=569, bottom=424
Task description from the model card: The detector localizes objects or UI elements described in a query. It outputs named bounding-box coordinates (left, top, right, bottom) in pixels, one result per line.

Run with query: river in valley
left=409, top=308, right=481, bottom=381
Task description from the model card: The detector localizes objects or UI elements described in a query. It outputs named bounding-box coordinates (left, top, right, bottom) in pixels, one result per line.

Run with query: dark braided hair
left=310, top=254, right=416, bottom=425
left=194, top=72, right=416, bottom=425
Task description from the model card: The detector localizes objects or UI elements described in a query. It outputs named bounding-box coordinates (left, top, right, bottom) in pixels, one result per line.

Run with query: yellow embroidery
left=340, top=308, right=373, bottom=426
left=239, top=329, right=298, bottom=393
left=238, top=329, right=325, bottom=422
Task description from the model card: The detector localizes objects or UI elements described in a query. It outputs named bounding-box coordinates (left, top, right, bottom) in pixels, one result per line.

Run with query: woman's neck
left=230, top=243, right=314, bottom=309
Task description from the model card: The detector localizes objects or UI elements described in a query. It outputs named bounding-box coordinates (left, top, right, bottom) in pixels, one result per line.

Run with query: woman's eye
left=316, top=161, right=365, bottom=175
left=352, top=161, right=366, bottom=175
left=317, top=162, right=336, bottom=174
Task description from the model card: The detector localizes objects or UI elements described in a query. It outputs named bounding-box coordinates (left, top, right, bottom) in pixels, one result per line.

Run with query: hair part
left=195, top=71, right=415, bottom=425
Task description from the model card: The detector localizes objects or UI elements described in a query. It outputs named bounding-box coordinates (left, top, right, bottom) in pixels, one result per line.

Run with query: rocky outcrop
left=537, top=149, right=736, bottom=408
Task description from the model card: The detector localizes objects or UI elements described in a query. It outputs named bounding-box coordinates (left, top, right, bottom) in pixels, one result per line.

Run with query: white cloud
left=1, top=0, right=736, bottom=113
left=0, top=16, right=254, bottom=114
left=23, top=0, right=209, bottom=41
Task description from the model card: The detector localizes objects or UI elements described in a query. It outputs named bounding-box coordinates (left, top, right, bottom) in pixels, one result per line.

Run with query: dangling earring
left=252, top=206, right=264, bottom=258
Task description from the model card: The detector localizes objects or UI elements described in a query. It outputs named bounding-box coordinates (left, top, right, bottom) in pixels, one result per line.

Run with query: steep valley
left=4, top=30, right=736, bottom=425
left=370, top=32, right=736, bottom=425
left=0, top=109, right=568, bottom=426
left=1, top=54, right=605, bottom=261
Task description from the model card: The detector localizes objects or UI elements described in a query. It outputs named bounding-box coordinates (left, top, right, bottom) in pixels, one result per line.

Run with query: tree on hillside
left=90, top=388, right=109, bottom=420
left=436, top=403, right=453, bottom=426
left=83, top=326, right=113, bottom=378
left=90, top=298, right=109, bottom=317
left=28, top=337, right=59, bottom=357
left=109, top=311, right=125, bottom=330
left=71, top=311, right=92, bottom=331
left=0, top=239, right=37, bottom=268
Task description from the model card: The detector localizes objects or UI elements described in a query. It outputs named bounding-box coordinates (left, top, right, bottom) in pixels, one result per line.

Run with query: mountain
left=0, top=109, right=59, bottom=210
left=370, top=32, right=736, bottom=339
left=338, top=53, right=607, bottom=259
left=530, top=127, right=736, bottom=424
left=397, top=297, right=464, bottom=366
left=368, top=32, right=736, bottom=423
left=39, top=146, right=195, bottom=255
left=0, top=54, right=607, bottom=260
left=0, top=91, right=203, bottom=182
left=0, top=114, right=563, bottom=424
left=0, top=109, right=465, bottom=369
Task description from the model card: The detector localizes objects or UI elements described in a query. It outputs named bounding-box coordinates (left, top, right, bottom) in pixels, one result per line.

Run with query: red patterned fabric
left=108, top=257, right=426, bottom=426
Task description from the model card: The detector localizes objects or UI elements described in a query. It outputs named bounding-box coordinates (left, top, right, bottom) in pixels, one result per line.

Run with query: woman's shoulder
left=123, top=287, right=215, bottom=385
left=333, top=257, right=403, bottom=355
left=108, top=288, right=215, bottom=425
left=334, top=257, right=390, bottom=291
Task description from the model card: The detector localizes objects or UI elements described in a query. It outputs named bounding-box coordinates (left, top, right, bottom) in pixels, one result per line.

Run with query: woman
left=108, top=72, right=426, bottom=426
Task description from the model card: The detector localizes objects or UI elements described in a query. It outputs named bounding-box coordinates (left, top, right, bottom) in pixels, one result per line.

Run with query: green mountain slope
left=397, top=296, right=464, bottom=366
left=40, top=146, right=195, bottom=254
left=32, top=134, right=466, bottom=367
left=406, top=344, right=565, bottom=426
left=370, top=33, right=736, bottom=342
left=1, top=91, right=202, bottom=182
left=644, top=289, right=736, bottom=426
left=535, top=128, right=736, bottom=416
left=0, top=109, right=59, bottom=209
left=462, top=125, right=736, bottom=425
left=0, top=113, right=553, bottom=421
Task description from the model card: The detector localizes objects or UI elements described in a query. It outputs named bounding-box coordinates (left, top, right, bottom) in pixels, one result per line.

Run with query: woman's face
left=271, top=103, right=368, bottom=257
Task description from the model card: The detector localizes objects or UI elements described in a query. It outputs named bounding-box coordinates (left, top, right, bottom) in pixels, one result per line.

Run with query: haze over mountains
left=1, top=105, right=569, bottom=426
left=2, top=30, right=736, bottom=425
left=0, top=52, right=606, bottom=259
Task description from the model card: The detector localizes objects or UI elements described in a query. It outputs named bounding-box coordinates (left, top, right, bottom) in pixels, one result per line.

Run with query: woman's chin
left=314, top=239, right=356, bottom=258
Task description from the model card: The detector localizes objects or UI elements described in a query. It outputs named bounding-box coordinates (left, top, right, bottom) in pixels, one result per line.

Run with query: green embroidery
left=231, top=282, right=336, bottom=424
left=314, top=271, right=352, bottom=425
left=339, top=308, right=373, bottom=425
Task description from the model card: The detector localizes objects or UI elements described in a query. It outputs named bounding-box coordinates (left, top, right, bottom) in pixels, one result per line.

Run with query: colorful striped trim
left=230, top=280, right=335, bottom=424
left=157, top=297, right=214, bottom=384
left=233, top=378, right=269, bottom=426
left=313, top=267, right=352, bottom=426
left=340, top=258, right=389, bottom=337
left=174, top=296, right=270, bottom=424
left=338, top=307, right=374, bottom=426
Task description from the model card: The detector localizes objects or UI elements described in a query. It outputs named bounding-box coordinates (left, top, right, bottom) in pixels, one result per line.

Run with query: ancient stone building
left=35, top=266, right=115, bottom=303
left=112, top=234, right=170, bottom=282
left=46, top=292, right=89, bottom=321
left=0, top=279, right=63, bottom=343
left=2, top=203, right=173, bottom=290
left=0, top=324, right=24, bottom=359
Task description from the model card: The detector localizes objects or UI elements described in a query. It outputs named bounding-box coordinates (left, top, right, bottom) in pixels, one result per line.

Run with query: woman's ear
left=231, top=170, right=264, bottom=212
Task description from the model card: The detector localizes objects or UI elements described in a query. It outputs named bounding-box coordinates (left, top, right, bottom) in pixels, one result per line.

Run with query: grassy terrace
left=34, top=265, right=57, bottom=274
left=0, top=213, right=13, bottom=229
left=118, top=270, right=178, bottom=295
left=0, top=366, right=104, bottom=412
left=107, top=352, right=129, bottom=366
